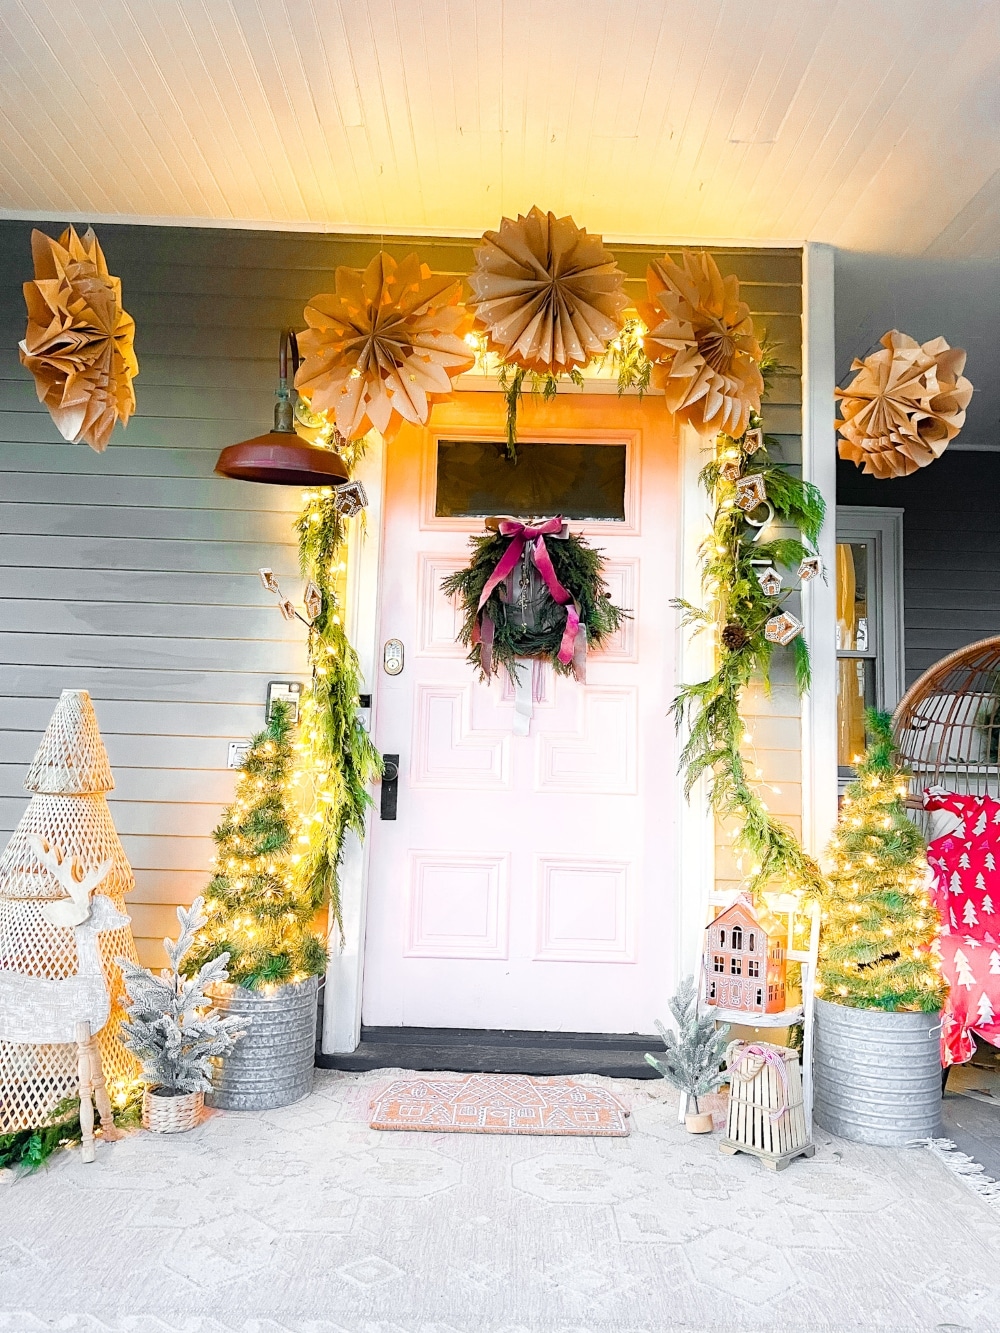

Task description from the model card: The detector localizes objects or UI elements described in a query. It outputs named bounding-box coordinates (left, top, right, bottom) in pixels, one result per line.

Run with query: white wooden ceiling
left=1, top=0, right=999, bottom=256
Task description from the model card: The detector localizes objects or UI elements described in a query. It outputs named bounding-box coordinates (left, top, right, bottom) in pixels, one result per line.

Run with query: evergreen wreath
left=443, top=520, right=627, bottom=685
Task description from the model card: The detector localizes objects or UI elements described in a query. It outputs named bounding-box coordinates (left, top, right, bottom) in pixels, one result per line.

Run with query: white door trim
left=321, top=433, right=387, bottom=1055
left=323, top=406, right=720, bottom=1049
left=800, top=242, right=839, bottom=859
left=676, top=422, right=717, bottom=982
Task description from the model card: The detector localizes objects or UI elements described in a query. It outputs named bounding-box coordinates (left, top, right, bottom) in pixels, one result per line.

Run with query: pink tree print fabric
left=925, top=790, right=1000, bottom=1064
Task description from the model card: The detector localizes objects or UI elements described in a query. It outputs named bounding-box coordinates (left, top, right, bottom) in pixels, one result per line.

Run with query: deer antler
left=30, top=835, right=113, bottom=929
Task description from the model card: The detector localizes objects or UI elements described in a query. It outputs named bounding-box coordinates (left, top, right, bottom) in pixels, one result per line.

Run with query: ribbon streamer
left=472, top=516, right=587, bottom=681
left=727, top=1042, right=790, bottom=1122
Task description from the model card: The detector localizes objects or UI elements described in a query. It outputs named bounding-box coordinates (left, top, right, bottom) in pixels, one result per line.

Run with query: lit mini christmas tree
left=817, top=709, right=946, bottom=1012
left=186, top=701, right=327, bottom=989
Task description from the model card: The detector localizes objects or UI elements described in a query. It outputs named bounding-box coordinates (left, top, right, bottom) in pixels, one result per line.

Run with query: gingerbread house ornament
left=704, top=894, right=786, bottom=1015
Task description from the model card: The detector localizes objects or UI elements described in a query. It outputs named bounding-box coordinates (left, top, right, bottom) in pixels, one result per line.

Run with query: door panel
left=362, top=393, right=678, bottom=1033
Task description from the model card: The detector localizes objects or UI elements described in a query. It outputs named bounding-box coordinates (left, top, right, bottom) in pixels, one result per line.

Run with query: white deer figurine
left=0, top=835, right=128, bottom=1161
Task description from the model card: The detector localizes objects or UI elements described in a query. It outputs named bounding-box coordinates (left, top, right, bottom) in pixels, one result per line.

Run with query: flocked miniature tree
left=185, top=700, right=327, bottom=989
left=817, top=709, right=946, bottom=1012
left=645, top=975, right=731, bottom=1117
left=118, top=898, right=246, bottom=1091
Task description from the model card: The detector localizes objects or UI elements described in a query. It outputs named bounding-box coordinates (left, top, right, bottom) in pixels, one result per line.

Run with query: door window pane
left=435, top=439, right=627, bottom=520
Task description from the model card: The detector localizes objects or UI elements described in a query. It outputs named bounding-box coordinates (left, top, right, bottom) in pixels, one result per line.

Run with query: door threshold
left=317, top=1025, right=661, bottom=1078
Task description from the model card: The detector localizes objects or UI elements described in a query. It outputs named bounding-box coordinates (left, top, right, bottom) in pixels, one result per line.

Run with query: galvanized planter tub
left=207, top=975, right=318, bottom=1111
left=813, top=997, right=941, bottom=1146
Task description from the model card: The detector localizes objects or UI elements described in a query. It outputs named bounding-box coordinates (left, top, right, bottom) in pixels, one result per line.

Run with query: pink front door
left=363, top=393, right=679, bottom=1033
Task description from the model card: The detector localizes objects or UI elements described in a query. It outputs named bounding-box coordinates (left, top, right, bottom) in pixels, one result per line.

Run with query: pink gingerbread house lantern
left=704, top=894, right=786, bottom=1015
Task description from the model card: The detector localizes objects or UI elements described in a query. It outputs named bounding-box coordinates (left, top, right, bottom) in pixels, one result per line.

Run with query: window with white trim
left=836, top=507, right=904, bottom=782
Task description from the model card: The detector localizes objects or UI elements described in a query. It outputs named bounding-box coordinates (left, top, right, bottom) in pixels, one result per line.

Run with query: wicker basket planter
left=813, top=998, right=942, bottom=1146
left=142, top=1086, right=204, bottom=1134
left=207, top=975, right=318, bottom=1111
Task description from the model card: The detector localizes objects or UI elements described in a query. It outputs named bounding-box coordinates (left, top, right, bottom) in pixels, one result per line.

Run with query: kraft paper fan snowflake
left=835, top=329, right=973, bottom=479
left=467, top=206, right=629, bottom=376
left=638, top=249, right=763, bottom=439
left=19, top=225, right=138, bottom=452
left=294, top=251, right=475, bottom=442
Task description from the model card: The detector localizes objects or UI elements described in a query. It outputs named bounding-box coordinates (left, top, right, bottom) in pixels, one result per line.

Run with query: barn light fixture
left=215, top=329, right=349, bottom=486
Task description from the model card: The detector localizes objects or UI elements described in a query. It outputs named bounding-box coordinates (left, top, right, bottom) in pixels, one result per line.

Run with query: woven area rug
left=369, top=1072, right=630, bottom=1136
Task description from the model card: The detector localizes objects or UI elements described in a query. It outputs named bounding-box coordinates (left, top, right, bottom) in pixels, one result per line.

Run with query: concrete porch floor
left=2, top=1068, right=1000, bottom=1333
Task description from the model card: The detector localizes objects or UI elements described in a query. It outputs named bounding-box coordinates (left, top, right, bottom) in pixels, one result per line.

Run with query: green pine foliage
left=295, top=486, right=383, bottom=938
left=189, top=701, right=327, bottom=988
left=442, top=528, right=627, bottom=686
left=606, top=316, right=653, bottom=397
left=645, top=975, right=731, bottom=1110
left=119, top=898, right=248, bottom=1090
left=817, top=710, right=947, bottom=1013
left=0, top=1086, right=143, bottom=1174
left=496, top=361, right=585, bottom=460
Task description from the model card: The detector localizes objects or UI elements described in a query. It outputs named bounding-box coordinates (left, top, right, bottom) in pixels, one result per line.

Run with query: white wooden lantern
left=720, top=1041, right=815, bottom=1171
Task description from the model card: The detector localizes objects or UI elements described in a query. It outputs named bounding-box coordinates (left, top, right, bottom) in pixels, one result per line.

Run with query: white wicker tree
left=0, top=690, right=140, bottom=1132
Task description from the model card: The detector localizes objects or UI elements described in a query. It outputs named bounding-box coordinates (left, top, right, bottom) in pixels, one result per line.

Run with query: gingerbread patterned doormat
left=369, top=1073, right=630, bottom=1137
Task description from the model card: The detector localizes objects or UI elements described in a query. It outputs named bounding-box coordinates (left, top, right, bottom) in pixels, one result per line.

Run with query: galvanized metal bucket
left=207, top=976, right=318, bottom=1111
left=813, top=997, right=942, bottom=1146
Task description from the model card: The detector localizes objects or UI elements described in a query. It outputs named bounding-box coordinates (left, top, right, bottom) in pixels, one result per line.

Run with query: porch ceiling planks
left=0, top=2, right=998, bottom=256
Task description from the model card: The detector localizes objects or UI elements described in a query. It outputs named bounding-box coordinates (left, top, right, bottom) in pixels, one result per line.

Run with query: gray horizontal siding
left=0, top=218, right=800, bottom=964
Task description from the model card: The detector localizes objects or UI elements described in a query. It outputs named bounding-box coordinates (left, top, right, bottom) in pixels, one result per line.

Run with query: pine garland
left=817, top=709, right=946, bottom=1012
left=0, top=1084, right=142, bottom=1174
left=494, top=317, right=652, bottom=459
left=672, top=360, right=827, bottom=896
left=442, top=526, right=627, bottom=686
left=295, top=486, right=383, bottom=938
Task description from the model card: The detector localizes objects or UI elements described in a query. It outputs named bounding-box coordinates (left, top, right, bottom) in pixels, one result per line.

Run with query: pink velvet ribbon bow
left=472, top=516, right=587, bottom=680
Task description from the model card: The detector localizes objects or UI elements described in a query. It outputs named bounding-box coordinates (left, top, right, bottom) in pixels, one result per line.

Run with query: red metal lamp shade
left=215, top=436, right=349, bottom=486
left=215, top=330, right=349, bottom=487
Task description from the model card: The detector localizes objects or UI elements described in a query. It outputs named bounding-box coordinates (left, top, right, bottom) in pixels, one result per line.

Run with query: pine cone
left=721, top=621, right=749, bottom=652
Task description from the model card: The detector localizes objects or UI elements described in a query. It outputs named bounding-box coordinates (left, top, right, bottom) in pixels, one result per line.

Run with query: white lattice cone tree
left=0, top=690, right=139, bottom=1132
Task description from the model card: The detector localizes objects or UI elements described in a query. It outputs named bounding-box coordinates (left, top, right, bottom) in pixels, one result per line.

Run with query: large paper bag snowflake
left=835, top=330, right=973, bottom=479
left=294, top=252, right=475, bottom=442
left=19, top=226, right=138, bottom=452
left=639, top=249, right=763, bottom=439
left=468, top=207, right=629, bottom=375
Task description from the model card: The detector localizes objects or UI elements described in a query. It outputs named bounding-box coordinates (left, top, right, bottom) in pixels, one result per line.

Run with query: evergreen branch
left=672, top=372, right=827, bottom=897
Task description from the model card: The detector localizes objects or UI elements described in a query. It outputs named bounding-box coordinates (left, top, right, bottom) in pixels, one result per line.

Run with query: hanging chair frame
left=892, top=634, right=1000, bottom=825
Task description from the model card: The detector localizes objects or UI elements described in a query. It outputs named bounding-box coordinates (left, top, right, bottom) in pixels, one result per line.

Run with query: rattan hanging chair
left=892, top=635, right=1000, bottom=829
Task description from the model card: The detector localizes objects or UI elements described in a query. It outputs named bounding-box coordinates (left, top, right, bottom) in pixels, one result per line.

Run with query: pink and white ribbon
left=729, top=1043, right=790, bottom=1122
left=472, top=517, right=587, bottom=681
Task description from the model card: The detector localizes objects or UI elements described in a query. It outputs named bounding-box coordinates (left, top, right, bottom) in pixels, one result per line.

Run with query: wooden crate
left=719, top=1042, right=815, bottom=1171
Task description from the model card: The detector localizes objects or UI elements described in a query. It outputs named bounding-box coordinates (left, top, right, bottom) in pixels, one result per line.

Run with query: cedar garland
left=672, top=353, right=827, bottom=895
left=295, top=484, right=383, bottom=938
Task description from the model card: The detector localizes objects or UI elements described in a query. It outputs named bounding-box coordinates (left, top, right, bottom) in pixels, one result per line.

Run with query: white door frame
left=320, top=293, right=835, bottom=1048
left=321, top=434, right=387, bottom=1054
left=800, top=242, right=839, bottom=861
